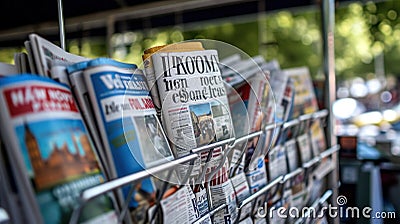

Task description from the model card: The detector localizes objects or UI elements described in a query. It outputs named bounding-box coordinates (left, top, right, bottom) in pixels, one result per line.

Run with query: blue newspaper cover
left=83, top=58, right=174, bottom=208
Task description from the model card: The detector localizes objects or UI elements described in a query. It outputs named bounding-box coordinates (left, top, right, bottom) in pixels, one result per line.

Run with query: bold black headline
left=160, top=53, right=226, bottom=103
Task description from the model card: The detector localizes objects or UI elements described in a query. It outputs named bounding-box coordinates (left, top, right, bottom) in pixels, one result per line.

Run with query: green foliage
left=2, top=0, right=400, bottom=82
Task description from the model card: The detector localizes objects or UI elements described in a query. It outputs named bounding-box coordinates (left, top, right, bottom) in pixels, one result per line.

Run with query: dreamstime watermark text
left=256, top=195, right=396, bottom=220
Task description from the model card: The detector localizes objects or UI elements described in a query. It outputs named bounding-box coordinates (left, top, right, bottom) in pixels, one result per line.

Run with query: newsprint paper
left=151, top=49, right=235, bottom=177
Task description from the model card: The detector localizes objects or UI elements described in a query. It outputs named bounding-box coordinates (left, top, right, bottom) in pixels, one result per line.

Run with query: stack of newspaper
left=0, top=34, right=330, bottom=224
left=0, top=34, right=178, bottom=223
left=143, top=42, right=238, bottom=223
left=0, top=73, right=118, bottom=223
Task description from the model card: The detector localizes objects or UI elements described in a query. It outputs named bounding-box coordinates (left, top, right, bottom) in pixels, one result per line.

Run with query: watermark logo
left=256, top=195, right=397, bottom=220
left=336, top=195, right=347, bottom=206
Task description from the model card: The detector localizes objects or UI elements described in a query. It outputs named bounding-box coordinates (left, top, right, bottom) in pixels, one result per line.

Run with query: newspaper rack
left=294, top=189, right=333, bottom=224
left=67, top=109, right=339, bottom=223
left=235, top=145, right=339, bottom=222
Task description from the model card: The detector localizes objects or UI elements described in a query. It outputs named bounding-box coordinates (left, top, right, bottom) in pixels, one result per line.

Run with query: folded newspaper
left=148, top=45, right=235, bottom=180
left=0, top=74, right=118, bottom=223
left=79, top=58, right=175, bottom=220
left=28, top=34, right=86, bottom=77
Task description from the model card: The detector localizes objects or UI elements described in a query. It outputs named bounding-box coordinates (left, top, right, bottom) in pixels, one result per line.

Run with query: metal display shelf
left=1, top=0, right=339, bottom=222
left=68, top=109, right=339, bottom=223
left=236, top=145, right=339, bottom=221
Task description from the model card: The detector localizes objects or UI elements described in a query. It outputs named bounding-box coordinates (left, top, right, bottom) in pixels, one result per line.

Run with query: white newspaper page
left=210, top=179, right=238, bottom=224
left=297, top=133, right=312, bottom=163
left=285, top=139, right=299, bottom=172
left=152, top=50, right=234, bottom=154
left=231, top=172, right=252, bottom=220
left=160, top=185, right=199, bottom=223
left=245, top=155, right=267, bottom=194
left=29, top=34, right=86, bottom=77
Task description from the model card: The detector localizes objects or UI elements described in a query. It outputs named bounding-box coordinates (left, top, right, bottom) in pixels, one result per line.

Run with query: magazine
left=220, top=55, right=266, bottom=87
left=282, top=67, right=326, bottom=153
left=66, top=61, right=111, bottom=179
left=230, top=172, right=252, bottom=221
left=29, top=34, right=86, bottom=77
left=245, top=155, right=267, bottom=194
left=14, top=53, right=23, bottom=74
left=297, top=133, right=312, bottom=164
left=82, top=58, right=174, bottom=212
left=227, top=70, right=271, bottom=137
left=269, top=70, right=294, bottom=123
left=285, top=139, right=299, bottom=172
left=0, top=141, right=28, bottom=223
left=24, top=41, right=38, bottom=74
left=282, top=67, right=318, bottom=117
left=0, top=74, right=118, bottom=223
left=267, top=145, right=288, bottom=180
left=50, top=60, right=76, bottom=86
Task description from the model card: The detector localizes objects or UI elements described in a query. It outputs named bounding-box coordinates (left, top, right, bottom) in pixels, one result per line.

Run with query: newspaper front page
left=160, top=185, right=199, bottom=223
left=83, top=58, right=174, bottom=213
left=152, top=49, right=234, bottom=150
left=152, top=49, right=235, bottom=177
left=0, top=75, right=117, bottom=223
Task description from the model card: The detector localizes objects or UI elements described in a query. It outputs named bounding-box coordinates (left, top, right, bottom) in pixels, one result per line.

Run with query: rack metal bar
left=294, top=189, right=333, bottom=224
left=207, top=145, right=232, bottom=182
left=238, top=176, right=283, bottom=209
left=57, top=0, right=66, bottom=50
left=320, top=145, right=340, bottom=160
left=233, top=130, right=263, bottom=146
left=209, top=204, right=226, bottom=217
left=117, top=183, right=136, bottom=223
left=314, top=160, right=336, bottom=180
left=265, top=122, right=277, bottom=132
left=312, top=109, right=329, bottom=120
left=282, top=119, right=300, bottom=130
left=298, top=113, right=313, bottom=122
left=81, top=154, right=198, bottom=201
left=319, top=189, right=333, bottom=205
left=281, top=167, right=303, bottom=183
left=303, top=156, right=320, bottom=169
left=301, top=144, right=340, bottom=171
left=191, top=138, right=235, bottom=154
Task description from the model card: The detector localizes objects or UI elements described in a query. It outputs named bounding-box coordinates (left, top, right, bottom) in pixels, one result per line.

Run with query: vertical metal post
left=321, top=0, right=339, bottom=223
left=57, top=0, right=66, bottom=50
left=321, top=0, right=336, bottom=147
